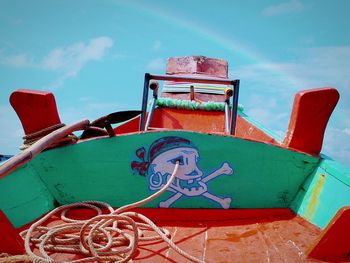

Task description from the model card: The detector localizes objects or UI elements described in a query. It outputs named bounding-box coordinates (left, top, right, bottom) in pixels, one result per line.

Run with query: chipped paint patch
left=304, top=174, right=326, bottom=221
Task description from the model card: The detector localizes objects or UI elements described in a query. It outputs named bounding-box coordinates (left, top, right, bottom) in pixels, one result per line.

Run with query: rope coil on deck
left=0, top=253, right=32, bottom=263
left=21, top=161, right=204, bottom=263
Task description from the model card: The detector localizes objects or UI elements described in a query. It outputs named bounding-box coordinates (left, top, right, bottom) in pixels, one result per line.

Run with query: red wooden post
left=10, top=89, right=62, bottom=135
left=283, top=88, right=339, bottom=155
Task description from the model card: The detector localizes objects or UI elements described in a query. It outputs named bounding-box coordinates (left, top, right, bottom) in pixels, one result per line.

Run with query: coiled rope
left=21, top=161, right=204, bottom=263
left=20, top=123, right=78, bottom=150
left=0, top=253, right=32, bottom=263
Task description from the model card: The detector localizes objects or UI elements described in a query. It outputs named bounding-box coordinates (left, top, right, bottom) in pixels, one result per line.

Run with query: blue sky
left=0, top=0, right=349, bottom=167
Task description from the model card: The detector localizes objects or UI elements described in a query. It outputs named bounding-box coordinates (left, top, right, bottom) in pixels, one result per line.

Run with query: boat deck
left=134, top=209, right=320, bottom=262
left=19, top=208, right=325, bottom=262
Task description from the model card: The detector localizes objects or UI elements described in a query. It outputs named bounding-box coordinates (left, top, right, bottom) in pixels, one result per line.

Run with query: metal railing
left=139, top=73, right=240, bottom=135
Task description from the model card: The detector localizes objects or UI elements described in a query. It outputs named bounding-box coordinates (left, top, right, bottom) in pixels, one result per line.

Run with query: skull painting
left=131, top=136, right=234, bottom=208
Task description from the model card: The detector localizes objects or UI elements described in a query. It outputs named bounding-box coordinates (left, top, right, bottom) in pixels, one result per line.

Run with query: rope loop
left=22, top=161, right=204, bottom=263
left=20, top=123, right=78, bottom=150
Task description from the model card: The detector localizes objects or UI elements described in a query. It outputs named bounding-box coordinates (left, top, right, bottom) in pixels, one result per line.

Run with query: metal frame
left=139, top=73, right=240, bottom=135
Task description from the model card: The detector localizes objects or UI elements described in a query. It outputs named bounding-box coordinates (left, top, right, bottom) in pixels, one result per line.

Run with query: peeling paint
left=304, top=174, right=326, bottom=221
left=208, top=229, right=258, bottom=243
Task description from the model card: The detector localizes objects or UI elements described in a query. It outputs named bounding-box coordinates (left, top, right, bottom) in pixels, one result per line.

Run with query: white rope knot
left=20, top=123, right=79, bottom=151
left=21, top=162, right=204, bottom=263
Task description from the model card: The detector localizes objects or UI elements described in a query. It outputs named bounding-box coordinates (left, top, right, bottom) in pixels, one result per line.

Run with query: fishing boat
left=0, top=55, right=349, bottom=262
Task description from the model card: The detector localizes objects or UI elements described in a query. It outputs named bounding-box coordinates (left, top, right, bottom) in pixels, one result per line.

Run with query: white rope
left=21, top=161, right=204, bottom=263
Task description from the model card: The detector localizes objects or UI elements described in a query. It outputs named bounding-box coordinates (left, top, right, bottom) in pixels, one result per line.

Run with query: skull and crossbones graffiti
left=131, top=136, right=234, bottom=208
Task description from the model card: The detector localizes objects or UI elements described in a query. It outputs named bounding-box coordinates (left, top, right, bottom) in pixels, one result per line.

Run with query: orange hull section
left=18, top=208, right=323, bottom=262
left=115, top=109, right=279, bottom=145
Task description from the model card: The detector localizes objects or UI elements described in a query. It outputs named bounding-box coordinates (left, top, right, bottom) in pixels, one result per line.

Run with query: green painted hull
left=0, top=131, right=320, bottom=227
left=292, top=158, right=350, bottom=228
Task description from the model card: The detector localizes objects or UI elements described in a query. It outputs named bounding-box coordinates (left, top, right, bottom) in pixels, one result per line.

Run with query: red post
left=10, top=89, right=62, bottom=135
left=283, top=88, right=339, bottom=155
left=0, top=210, right=25, bottom=254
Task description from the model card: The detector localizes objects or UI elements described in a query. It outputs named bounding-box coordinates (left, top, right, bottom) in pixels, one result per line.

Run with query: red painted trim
left=307, top=206, right=350, bottom=261
left=18, top=208, right=295, bottom=232
left=283, top=88, right=339, bottom=155
left=132, top=207, right=295, bottom=223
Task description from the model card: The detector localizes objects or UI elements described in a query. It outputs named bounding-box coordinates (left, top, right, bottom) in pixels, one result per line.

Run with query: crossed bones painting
left=131, top=136, right=234, bottom=208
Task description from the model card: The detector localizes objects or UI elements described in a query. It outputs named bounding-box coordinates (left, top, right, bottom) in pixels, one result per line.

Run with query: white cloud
left=230, top=63, right=300, bottom=94
left=262, top=0, right=305, bottom=16
left=41, top=36, right=114, bottom=79
left=153, top=40, right=161, bottom=51
left=59, top=100, right=137, bottom=124
left=246, top=107, right=289, bottom=131
left=0, top=105, right=22, bottom=155
left=0, top=37, right=114, bottom=88
left=323, top=127, right=350, bottom=167
left=243, top=94, right=290, bottom=135
left=233, top=46, right=350, bottom=103
left=0, top=51, right=31, bottom=67
left=146, top=57, right=165, bottom=71
left=233, top=46, right=350, bottom=167
left=300, top=36, right=315, bottom=45
left=344, top=128, right=350, bottom=136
